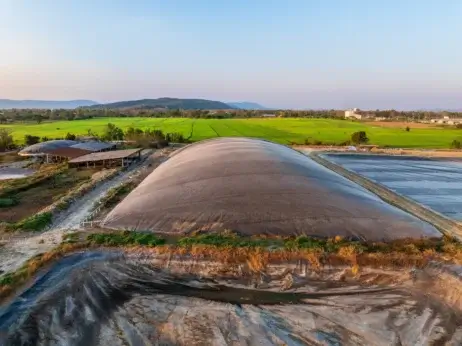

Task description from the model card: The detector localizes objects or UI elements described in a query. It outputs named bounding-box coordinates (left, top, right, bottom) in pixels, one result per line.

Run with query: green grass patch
left=2, top=117, right=461, bottom=148
left=10, top=212, right=53, bottom=232
left=62, top=232, right=79, bottom=243
left=178, top=233, right=282, bottom=248
left=87, top=231, right=166, bottom=246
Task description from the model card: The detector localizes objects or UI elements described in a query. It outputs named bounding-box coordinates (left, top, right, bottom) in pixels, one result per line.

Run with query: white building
left=430, top=117, right=462, bottom=125
left=345, top=108, right=362, bottom=120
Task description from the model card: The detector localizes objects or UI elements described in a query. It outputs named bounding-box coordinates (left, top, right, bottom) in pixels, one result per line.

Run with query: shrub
left=166, top=132, right=186, bottom=143
left=24, top=134, right=40, bottom=146
left=405, top=126, right=410, bottom=132
left=41, top=136, right=50, bottom=142
left=451, top=139, right=461, bottom=149
left=65, top=132, right=76, bottom=140
left=0, top=197, right=18, bottom=208
left=0, top=129, right=14, bottom=152
left=102, top=123, right=124, bottom=141
left=13, top=212, right=53, bottom=231
left=351, top=131, right=369, bottom=144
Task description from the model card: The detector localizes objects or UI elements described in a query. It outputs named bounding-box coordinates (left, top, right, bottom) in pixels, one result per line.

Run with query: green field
left=2, top=118, right=462, bottom=148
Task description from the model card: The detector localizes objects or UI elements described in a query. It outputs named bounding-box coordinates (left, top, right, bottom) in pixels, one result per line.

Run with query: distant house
left=430, top=117, right=462, bottom=125
left=344, top=108, right=362, bottom=120
left=261, top=113, right=276, bottom=117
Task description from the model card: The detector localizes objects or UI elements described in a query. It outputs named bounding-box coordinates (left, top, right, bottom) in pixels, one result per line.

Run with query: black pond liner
left=1, top=252, right=462, bottom=345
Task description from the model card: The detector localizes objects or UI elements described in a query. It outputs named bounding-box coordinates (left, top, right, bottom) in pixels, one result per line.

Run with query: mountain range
left=226, top=102, right=268, bottom=110
left=88, top=98, right=233, bottom=110
left=0, top=99, right=98, bottom=109
left=0, top=98, right=269, bottom=110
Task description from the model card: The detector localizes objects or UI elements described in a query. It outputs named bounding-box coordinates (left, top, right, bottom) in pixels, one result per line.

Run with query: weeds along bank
left=2, top=230, right=462, bottom=302
left=2, top=117, right=462, bottom=148
left=1, top=231, right=462, bottom=345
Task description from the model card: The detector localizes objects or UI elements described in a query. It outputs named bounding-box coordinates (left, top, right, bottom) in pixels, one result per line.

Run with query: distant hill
left=90, top=98, right=234, bottom=110
left=0, top=99, right=98, bottom=109
left=227, top=102, right=268, bottom=110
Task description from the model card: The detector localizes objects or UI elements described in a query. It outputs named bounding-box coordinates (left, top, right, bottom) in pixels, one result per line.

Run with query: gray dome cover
left=19, top=140, right=79, bottom=155
left=102, top=138, right=440, bottom=240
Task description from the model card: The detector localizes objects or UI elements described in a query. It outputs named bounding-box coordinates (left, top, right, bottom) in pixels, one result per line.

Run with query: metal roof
left=19, top=140, right=79, bottom=156
left=68, top=148, right=142, bottom=163
left=70, top=141, right=115, bottom=152
left=43, top=147, right=92, bottom=159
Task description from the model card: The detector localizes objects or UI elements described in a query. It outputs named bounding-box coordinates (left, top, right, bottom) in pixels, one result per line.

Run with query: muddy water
left=326, top=154, right=462, bottom=221
left=1, top=252, right=461, bottom=345
left=0, top=168, right=35, bottom=180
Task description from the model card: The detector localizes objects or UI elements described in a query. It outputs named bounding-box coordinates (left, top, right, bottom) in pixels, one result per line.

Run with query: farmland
left=2, top=118, right=462, bottom=148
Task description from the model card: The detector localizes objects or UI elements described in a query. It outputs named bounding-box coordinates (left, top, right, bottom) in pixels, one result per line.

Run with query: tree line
left=5, top=107, right=462, bottom=123
left=0, top=123, right=188, bottom=151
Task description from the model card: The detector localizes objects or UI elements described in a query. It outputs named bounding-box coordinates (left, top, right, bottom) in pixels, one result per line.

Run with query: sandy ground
left=0, top=149, right=157, bottom=275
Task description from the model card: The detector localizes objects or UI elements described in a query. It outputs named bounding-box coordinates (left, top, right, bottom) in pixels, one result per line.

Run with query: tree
left=351, top=131, right=369, bottom=144
left=65, top=132, right=76, bottom=140
left=451, top=139, right=461, bottom=149
left=41, top=136, right=50, bottom=142
left=125, top=126, right=144, bottom=140
left=0, top=129, right=14, bottom=151
left=24, top=134, right=40, bottom=146
left=34, top=114, right=43, bottom=124
left=102, top=123, right=124, bottom=141
left=166, top=132, right=186, bottom=143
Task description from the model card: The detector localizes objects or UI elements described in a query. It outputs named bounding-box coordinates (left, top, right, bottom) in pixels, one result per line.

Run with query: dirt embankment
left=294, top=145, right=462, bottom=158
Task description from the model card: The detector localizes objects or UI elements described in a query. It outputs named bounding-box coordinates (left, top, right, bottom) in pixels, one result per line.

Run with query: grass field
left=2, top=118, right=462, bottom=148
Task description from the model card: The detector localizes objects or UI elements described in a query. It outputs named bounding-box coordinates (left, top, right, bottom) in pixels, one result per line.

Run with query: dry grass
left=1, top=232, right=462, bottom=303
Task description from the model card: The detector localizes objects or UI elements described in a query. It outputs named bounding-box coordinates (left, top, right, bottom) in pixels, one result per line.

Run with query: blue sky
left=1, top=0, right=461, bottom=109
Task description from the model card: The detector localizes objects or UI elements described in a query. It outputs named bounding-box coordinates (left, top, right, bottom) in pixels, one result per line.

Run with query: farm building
left=102, top=138, right=439, bottom=241
left=43, top=147, right=92, bottom=163
left=344, top=108, right=362, bottom=120
left=19, top=140, right=117, bottom=162
left=18, top=140, right=79, bottom=157
left=68, top=148, right=142, bottom=168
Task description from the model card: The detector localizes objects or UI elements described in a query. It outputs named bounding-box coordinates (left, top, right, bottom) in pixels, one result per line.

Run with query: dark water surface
left=326, top=154, right=462, bottom=220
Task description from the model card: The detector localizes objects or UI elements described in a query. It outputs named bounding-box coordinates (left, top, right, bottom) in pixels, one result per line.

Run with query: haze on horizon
left=1, top=0, right=461, bottom=111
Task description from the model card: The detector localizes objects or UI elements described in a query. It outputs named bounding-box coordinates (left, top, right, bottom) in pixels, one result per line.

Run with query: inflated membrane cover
left=103, top=138, right=440, bottom=240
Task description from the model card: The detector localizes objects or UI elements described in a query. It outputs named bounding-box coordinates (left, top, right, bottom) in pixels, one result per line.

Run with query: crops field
left=2, top=118, right=462, bottom=148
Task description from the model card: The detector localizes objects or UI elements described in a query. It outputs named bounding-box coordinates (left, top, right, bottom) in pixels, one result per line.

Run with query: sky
left=1, top=0, right=461, bottom=110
